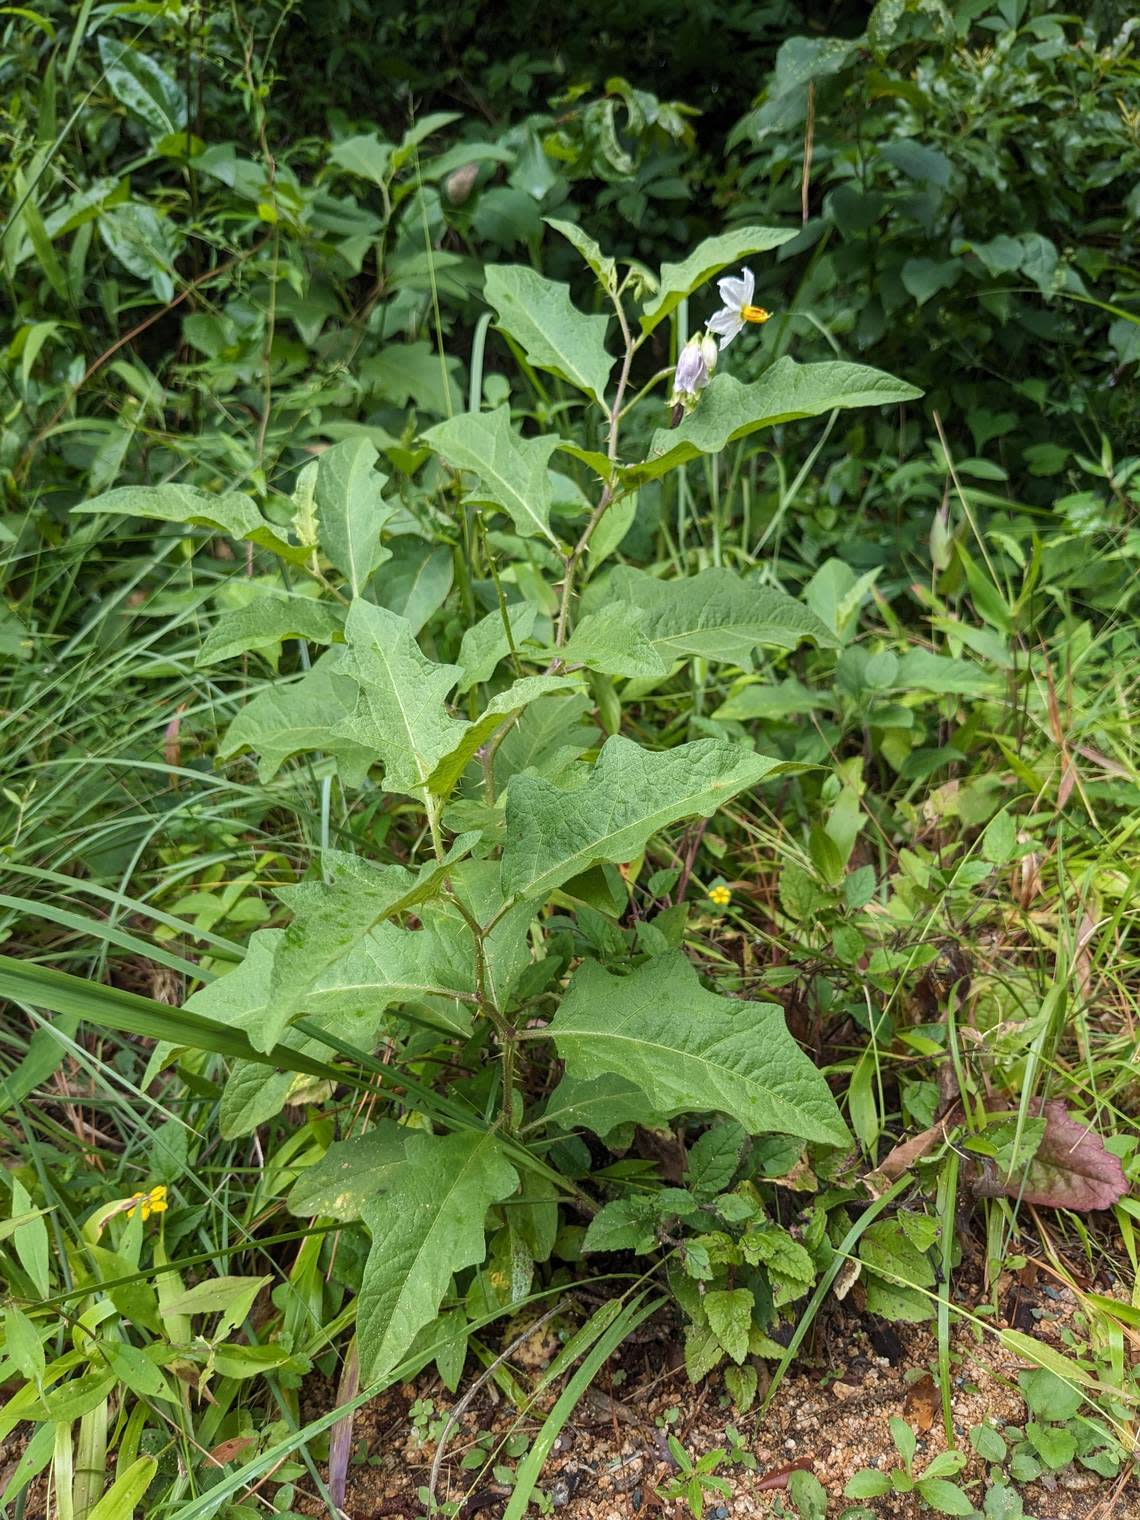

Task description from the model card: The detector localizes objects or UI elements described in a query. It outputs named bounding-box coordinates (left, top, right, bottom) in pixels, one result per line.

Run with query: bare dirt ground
left=297, top=1270, right=1137, bottom=1520
left=3, top=1264, right=1135, bottom=1518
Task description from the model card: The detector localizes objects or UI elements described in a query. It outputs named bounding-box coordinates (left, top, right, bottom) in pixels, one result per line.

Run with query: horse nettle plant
left=77, top=223, right=921, bottom=1391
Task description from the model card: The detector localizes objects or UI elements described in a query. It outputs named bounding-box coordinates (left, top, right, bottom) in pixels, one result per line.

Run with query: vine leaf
left=548, top=951, right=849, bottom=1146
left=358, top=1131, right=518, bottom=1381
left=500, top=734, right=793, bottom=902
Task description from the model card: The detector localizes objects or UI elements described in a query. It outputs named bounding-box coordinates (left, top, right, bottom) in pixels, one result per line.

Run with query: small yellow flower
left=708, top=884, right=732, bottom=907
left=126, top=1185, right=169, bottom=1222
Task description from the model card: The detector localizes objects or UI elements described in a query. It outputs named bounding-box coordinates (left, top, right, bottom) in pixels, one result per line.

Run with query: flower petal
left=717, top=274, right=749, bottom=309
left=707, top=309, right=744, bottom=346
left=739, top=266, right=755, bottom=305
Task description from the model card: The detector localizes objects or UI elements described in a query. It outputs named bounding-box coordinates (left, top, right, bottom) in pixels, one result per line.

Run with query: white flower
left=671, top=331, right=717, bottom=410
left=707, top=266, right=771, bottom=349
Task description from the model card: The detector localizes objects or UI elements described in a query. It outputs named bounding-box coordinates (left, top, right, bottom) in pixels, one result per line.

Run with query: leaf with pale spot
left=358, top=1131, right=518, bottom=1381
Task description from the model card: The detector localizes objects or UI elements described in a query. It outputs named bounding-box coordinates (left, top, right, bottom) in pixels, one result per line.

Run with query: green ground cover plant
left=1, top=2, right=1138, bottom=1517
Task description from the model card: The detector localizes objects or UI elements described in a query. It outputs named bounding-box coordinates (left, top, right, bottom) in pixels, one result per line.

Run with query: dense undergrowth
left=1, top=2, right=1139, bottom=1517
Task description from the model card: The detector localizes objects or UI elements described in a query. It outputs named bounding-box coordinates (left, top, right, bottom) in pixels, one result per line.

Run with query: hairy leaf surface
left=359, top=1132, right=518, bottom=1380
left=501, top=735, right=791, bottom=902
left=548, top=952, right=848, bottom=1145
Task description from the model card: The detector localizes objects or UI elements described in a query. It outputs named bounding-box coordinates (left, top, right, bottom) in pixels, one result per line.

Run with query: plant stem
left=553, top=292, right=640, bottom=649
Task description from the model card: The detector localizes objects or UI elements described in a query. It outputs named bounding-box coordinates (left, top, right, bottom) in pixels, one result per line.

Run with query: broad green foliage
left=549, top=953, right=849, bottom=1145
left=500, top=736, right=792, bottom=902
left=358, top=1132, right=518, bottom=1380
left=4, top=10, right=1139, bottom=1512
left=483, top=265, right=614, bottom=404
left=423, top=408, right=563, bottom=546
left=332, top=601, right=468, bottom=799
left=639, top=226, right=798, bottom=333
left=635, top=361, right=923, bottom=480
left=313, top=439, right=398, bottom=595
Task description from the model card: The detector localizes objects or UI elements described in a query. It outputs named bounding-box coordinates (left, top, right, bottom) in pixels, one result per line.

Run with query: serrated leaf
left=501, top=734, right=791, bottom=902
left=601, top=566, right=837, bottom=667
left=315, top=437, right=397, bottom=595
left=196, top=591, right=343, bottom=667
left=631, top=360, right=923, bottom=482
left=548, top=952, right=849, bottom=1145
left=217, top=649, right=377, bottom=785
left=484, top=265, right=613, bottom=405
left=457, top=601, right=538, bottom=693
left=73, top=484, right=300, bottom=559
left=704, top=1287, right=753, bottom=1364
left=723, top=1362, right=758, bottom=1411
left=684, top=1321, right=724, bottom=1382
left=583, top=1197, right=659, bottom=1254
left=741, top=1221, right=815, bottom=1283
left=686, top=1123, right=747, bottom=1199
left=358, top=1131, right=517, bottom=1381
left=332, top=600, right=466, bottom=798
left=639, top=225, right=797, bottom=334
left=423, top=406, right=562, bottom=547
left=287, top=1122, right=409, bottom=1221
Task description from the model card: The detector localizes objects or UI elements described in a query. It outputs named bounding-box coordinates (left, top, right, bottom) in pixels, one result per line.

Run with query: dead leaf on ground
left=904, top=1371, right=938, bottom=1432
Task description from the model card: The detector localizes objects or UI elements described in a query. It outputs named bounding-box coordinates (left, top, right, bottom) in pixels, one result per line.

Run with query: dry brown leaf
left=904, top=1371, right=938, bottom=1432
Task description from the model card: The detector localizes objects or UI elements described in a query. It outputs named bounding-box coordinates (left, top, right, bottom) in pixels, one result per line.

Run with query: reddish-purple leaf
left=975, top=1101, right=1128, bottom=1212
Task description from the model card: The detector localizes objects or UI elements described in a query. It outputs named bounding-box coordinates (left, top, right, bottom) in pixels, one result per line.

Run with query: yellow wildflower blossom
left=708, top=884, right=732, bottom=907
left=126, top=1185, right=169, bottom=1221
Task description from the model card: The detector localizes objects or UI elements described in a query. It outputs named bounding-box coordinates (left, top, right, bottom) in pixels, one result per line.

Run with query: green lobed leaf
left=287, top=1121, right=409, bottom=1221
left=358, top=1131, right=518, bottom=1381
left=332, top=600, right=466, bottom=798
left=558, top=606, right=667, bottom=678
left=217, top=649, right=376, bottom=785
left=483, top=265, right=613, bottom=405
left=704, top=1287, right=754, bottom=1364
left=631, top=359, right=923, bottom=482
left=639, top=225, right=797, bottom=334
left=422, top=406, right=562, bottom=547
left=259, top=838, right=474, bottom=1051
left=501, top=734, right=794, bottom=902
left=196, top=591, right=343, bottom=667
left=599, top=565, right=838, bottom=666
left=548, top=952, right=849, bottom=1145
left=315, top=437, right=397, bottom=596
